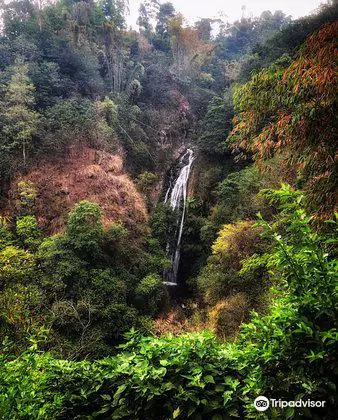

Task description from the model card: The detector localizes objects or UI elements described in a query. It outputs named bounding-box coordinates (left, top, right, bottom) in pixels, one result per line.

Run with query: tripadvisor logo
left=254, top=396, right=327, bottom=411
left=254, top=396, right=269, bottom=411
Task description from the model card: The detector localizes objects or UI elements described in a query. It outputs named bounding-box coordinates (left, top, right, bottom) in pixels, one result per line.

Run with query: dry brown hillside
left=6, top=147, right=148, bottom=234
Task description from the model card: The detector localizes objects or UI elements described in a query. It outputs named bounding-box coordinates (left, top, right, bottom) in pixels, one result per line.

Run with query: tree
left=168, top=14, right=213, bottom=79
left=229, top=22, right=337, bottom=216
left=102, top=0, right=127, bottom=29
left=66, top=201, right=103, bottom=258
left=198, top=89, right=233, bottom=155
left=195, top=18, right=213, bottom=41
left=153, top=1, right=175, bottom=52
left=2, top=0, right=38, bottom=39
left=214, top=10, right=290, bottom=63
left=16, top=216, right=42, bottom=251
left=2, top=58, right=39, bottom=168
left=239, top=2, right=338, bottom=81
left=134, top=273, right=168, bottom=316
left=99, top=0, right=129, bottom=94
left=137, top=2, right=155, bottom=36
left=15, top=181, right=37, bottom=216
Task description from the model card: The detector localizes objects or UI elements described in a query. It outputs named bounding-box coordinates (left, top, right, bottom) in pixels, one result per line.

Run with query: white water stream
left=163, top=148, right=195, bottom=286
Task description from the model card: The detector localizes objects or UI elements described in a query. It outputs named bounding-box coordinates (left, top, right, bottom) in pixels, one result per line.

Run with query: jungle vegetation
left=0, top=0, right=337, bottom=419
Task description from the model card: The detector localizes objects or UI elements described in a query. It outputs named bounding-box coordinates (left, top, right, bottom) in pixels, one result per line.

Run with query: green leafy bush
left=150, top=203, right=178, bottom=250
left=197, top=90, right=233, bottom=155
left=134, top=274, right=169, bottom=316
left=208, top=293, right=248, bottom=339
left=66, top=200, right=103, bottom=258
left=0, top=218, right=14, bottom=250
left=136, top=171, right=158, bottom=197
left=197, top=220, right=269, bottom=307
left=0, top=245, right=36, bottom=285
left=16, top=216, right=42, bottom=250
left=16, top=181, right=37, bottom=216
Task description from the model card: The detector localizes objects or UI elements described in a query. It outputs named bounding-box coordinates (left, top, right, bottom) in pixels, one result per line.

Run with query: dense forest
left=0, top=0, right=337, bottom=418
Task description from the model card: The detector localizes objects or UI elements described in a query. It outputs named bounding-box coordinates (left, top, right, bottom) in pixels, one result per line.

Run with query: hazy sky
left=127, top=0, right=327, bottom=28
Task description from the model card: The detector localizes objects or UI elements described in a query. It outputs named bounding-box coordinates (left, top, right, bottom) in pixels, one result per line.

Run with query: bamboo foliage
left=229, top=22, right=338, bottom=215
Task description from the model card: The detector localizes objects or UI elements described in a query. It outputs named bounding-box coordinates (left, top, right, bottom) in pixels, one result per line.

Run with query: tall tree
left=169, top=14, right=213, bottom=79
left=153, top=1, right=175, bottom=52
left=2, top=0, right=38, bottom=39
left=137, top=2, right=153, bottom=36
left=195, top=18, right=213, bottom=41
left=2, top=58, right=39, bottom=168
left=101, top=0, right=129, bottom=94
left=102, top=0, right=127, bottom=30
left=198, top=89, right=233, bottom=155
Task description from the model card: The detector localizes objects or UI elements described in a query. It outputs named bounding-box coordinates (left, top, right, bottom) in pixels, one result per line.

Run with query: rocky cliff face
left=6, top=147, right=148, bottom=234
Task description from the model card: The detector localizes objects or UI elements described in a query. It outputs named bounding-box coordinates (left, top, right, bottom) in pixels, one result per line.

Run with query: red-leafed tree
left=229, top=22, right=337, bottom=216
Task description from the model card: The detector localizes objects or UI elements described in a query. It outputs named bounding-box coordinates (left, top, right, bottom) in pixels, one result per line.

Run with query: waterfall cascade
left=163, top=148, right=195, bottom=286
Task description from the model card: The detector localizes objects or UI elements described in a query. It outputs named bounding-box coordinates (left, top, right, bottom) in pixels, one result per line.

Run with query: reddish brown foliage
left=6, top=147, right=148, bottom=234
left=230, top=22, right=337, bottom=216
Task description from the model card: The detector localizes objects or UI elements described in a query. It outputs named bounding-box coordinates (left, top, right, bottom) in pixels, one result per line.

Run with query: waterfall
left=163, top=148, right=195, bottom=286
